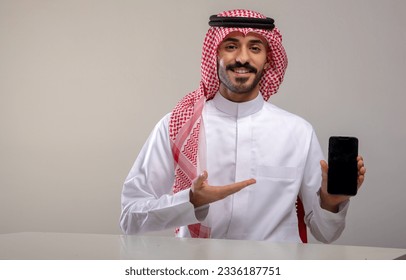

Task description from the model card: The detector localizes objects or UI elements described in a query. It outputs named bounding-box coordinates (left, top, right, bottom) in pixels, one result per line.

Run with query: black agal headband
left=208, top=15, right=275, bottom=30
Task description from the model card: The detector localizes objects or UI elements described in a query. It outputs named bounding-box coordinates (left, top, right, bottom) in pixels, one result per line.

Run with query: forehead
left=221, top=31, right=268, bottom=45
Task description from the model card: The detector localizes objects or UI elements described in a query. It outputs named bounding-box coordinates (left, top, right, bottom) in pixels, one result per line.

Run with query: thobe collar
left=212, top=92, right=264, bottom=118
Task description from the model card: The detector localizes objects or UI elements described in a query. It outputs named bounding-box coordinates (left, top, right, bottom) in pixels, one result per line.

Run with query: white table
left=0, top=232, right=405, bottom=260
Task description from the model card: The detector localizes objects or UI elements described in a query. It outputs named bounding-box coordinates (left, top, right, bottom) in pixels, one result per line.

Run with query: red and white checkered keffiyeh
left=170, top=9, right=288, bottom=238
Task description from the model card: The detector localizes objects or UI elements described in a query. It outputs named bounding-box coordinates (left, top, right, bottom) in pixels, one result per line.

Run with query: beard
left=218, top=62, right=264, bottom=94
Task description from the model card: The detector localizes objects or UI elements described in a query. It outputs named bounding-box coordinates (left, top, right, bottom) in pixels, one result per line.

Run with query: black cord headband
left=208, top=15, right=275, bottom=30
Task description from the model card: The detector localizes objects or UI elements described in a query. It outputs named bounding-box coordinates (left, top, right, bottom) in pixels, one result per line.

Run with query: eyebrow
left=223, top=37, right=266, bottom=45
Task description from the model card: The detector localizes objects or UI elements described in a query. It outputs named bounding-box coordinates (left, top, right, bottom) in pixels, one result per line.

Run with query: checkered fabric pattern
left=170, top=9, right=288, bottom=238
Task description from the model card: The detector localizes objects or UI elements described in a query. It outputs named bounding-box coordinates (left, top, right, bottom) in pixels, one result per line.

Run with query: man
left=120, top=9, right=366, bottom=243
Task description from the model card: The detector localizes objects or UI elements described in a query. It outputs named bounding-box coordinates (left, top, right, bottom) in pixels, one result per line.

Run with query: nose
left=236, top=46, right=250, bottom=64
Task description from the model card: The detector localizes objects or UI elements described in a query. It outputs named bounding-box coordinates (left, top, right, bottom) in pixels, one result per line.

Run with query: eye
left=224, top=44, right=237, bottom=51
left=250, top=46, right=262, bottom=53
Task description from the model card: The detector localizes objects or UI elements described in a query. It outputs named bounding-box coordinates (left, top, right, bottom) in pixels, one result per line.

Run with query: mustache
left=225, top=62, right=257, bottom=73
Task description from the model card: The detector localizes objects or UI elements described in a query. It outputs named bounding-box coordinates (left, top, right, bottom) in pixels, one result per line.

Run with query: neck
left=219, top=84, right=260, bottom=103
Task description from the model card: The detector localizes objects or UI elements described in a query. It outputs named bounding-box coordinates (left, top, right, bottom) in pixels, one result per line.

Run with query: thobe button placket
left=226, top=113, right=253, bottom=239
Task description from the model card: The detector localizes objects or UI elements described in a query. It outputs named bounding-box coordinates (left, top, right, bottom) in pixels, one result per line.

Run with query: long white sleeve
left=300, top=130, right=349, bottom=243
left=119, top=114, right=200, bottom=235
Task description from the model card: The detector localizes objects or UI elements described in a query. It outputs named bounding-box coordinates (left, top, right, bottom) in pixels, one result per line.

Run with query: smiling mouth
left=225, top=63, right=258, bottom=75
left=231, top=68, right=254, bottom=74
left=233, top=69, right=250, bottom=74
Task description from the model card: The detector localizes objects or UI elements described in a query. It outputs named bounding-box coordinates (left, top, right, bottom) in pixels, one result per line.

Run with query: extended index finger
left=216, top=178, right=256, bottom=198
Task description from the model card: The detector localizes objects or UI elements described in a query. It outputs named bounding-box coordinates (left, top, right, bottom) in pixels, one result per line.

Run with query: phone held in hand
left=327, top=136, right=359, bottom=196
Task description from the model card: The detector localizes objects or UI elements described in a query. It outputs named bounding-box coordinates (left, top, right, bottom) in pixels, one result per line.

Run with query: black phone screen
left=327, top=136, right=359, bottom=196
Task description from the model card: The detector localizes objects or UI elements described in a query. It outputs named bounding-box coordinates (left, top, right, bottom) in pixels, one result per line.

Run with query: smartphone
left=327, top=136, right=359, bottom=196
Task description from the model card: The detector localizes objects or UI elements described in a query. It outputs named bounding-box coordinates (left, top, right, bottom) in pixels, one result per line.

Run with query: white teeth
left=234, top=69, right=249, bottom=74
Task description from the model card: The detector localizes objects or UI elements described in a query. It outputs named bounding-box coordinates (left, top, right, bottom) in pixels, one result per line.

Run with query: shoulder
left=145, top=112, right=172, bottom=144
left=262, top=102, right=314, bottom=131
left=152, top=112, right=171, bottom=130
left=161, top=112, right=172, bottom=126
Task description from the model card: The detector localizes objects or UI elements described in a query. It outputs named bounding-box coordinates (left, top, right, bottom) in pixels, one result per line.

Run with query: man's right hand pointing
left=189, top=170, right=256, bottom=208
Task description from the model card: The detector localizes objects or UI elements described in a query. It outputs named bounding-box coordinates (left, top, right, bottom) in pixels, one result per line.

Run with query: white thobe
left=120, top=93, right=349, bottom=243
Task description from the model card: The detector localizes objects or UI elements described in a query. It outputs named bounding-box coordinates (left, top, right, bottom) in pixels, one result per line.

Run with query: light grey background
left=1, top=0, right=405, bottom=249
